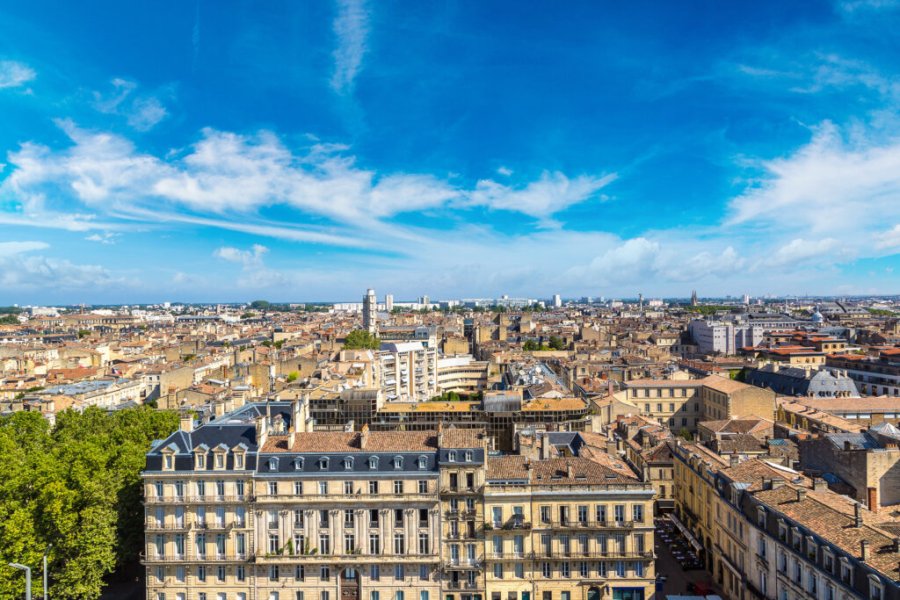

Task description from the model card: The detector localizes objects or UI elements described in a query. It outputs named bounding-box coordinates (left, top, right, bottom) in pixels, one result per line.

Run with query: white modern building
left=379, top=341, right=437, bottom=402
left=363, top=288, right=378, bottom=335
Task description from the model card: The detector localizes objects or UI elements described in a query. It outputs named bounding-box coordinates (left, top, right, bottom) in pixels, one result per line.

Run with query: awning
left=669, top=514, right=703, bottom=552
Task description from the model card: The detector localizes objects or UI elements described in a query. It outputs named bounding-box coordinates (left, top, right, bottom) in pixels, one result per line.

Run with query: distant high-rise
left=552, top=294, right=562, bottom=308
left=419, top=295, right=430, bottom=306
left=363, top=288, right=377, bottom=334
left=690, top=290, right=698, bottom=307
left=384, top=294, right=394, bottom=312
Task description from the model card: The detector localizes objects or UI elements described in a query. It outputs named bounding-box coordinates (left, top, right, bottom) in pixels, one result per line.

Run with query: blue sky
left=1, top=0, right=900, bottom=303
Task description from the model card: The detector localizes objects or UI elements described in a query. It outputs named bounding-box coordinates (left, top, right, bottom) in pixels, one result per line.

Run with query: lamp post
left=8, top=562, right=32, bottom=600
left=43, top=544, right=52, bottom=600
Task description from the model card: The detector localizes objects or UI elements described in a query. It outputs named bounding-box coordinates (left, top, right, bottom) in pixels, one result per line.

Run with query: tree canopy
left=0, top=407, right=179, bottom=599
left=343, top=329, right=381, bottom=350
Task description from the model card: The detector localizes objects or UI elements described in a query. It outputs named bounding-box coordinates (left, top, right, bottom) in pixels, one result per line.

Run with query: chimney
left=796, top=488, right=806, bottom=502
left=360, top=423, right=370, bottom=449
left=771, top=477, right=785, bottom=490
left=844, top=440, right=852, bottom=451
left=854, top=502, right=863, bottom=528
left=893, top=537, right=900, bottom=553
left=566, top=463, right=574, bottom=479
left=255, top=415, right=268, bottom=449
left=541, top=434, right=549, bottom=460
left=214, top=402, right=225, bottom=418
left=525, top=457, right=532, bottom=470
left=867, top=487, right=879, bottom=513
left=860, top=540, right=869, bottom=562
left=813, top=478, right=827, bottom=492
left=180, top=413, right=194, bottom=432
left=437, top=421, right=444, bottom=447
left=729, top=454, right=740, bottom=467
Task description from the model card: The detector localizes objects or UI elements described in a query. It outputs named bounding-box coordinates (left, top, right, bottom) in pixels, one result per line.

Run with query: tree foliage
left=0, top=407, right=179, bottom=599
left=343, top=329, right=381, bottom=350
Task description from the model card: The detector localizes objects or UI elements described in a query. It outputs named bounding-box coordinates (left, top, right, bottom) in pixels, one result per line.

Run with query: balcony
left=145, top=495, right=247, bottom=504
left=532, top=550, right=654, bottom=560
left=485, top=552, right=528, bottom=561
left=446, top=582, right=482, bottom=591
left=140, top=552, right=249, bottom=564
left=144, top=521, right=190, bottom=531
left=539, top=520, right=635, bottom=530
left=444, top=558, right=483, bottom=570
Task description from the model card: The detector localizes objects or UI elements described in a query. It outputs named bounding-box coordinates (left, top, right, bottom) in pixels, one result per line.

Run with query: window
left=632, top=504, right=644, bottom=523
left=369, top=456, right=378, bottom=469
left=595, top=505, right=606, bottom=523
left=449, top=451, right=457, bottom=462
left=418, top=533, right=429, bottom=554
left=494, top=563, right=503, bottom=579
left=345, top=534, right=356, bottom=554
left=344, top=481, right=354, bottom=495
left=344, top=457, right=353, bottom=470
left=321, top=593, right=330, bottom=600
left=394, top=533, right=405, bottom=554
left=294, top=481, right=303, bottom=496
left=319, top=457, right=329, bottom=470
left=394, top=564, right=405, bottom=580
left=270, top=565, right=280, bottom=581
left=541, top=562, right=551, bottom=578
left=369, top=481, right=378, bottom=494
left=465, top=451, right=473, bottom=462
left=369, top=534, right=380, bottom=554
left=394, top=480, right=403, bottom=494
left=319, top=482, right=328, bottom=495
left=635, top=562, right=644, bottom=577
left=321, top=566, right=331, bottom=581
left=319, top=533, right=330, bottom=554
left=294, top=458, right=304, bottom=470
left=370, top=565, right=380, bottom=581
left=371, top=594, right=380, bottom=600
left=560, top=562, right=570, bottom=578
left=418, top=456, right=427, bottom=469
left=394, top=456, right=403, bottom=469
left=615, top=561, right=625, bottom=577
left=418, top=480, right=427, bottom=494
left=269, top=534, right=280, bottom=554
left=614, top=505, right=625, bottom=523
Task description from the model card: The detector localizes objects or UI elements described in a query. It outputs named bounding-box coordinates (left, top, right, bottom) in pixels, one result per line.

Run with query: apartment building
left=380, top=342, right=438, bottom=403
left=484, top=456, right=656, bottom=600
left=623, top=376, right=775, bottom=433
left=143, top=401, right=650, bottom=600
left=826, top=352, right=900, bottom=397
left=672, top=442, right=900, bottom=600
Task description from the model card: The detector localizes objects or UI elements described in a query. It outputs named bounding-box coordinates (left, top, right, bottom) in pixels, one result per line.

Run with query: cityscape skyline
left=2, top=1, right=900, bottom=302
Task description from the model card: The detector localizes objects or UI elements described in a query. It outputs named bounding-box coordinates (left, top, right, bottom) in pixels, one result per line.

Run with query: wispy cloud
left=330, top=0, right=369, bottom=94
left=85, top=232, right=120, bottom=244
left=214, top=243, right=268, bottom=267
left=92, top=78, right=169, bottom=131
left=0, top=60, right=35, bottom=89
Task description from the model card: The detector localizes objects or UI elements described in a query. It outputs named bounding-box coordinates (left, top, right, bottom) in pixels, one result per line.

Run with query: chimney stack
left=796, top=488, right=806, bottom=502
left=566, top=463, right=574, bottom=479
left=360, top=423, right=370, bottom=449
left=860, top=540, right=870, bottom=562
left=813, top=478, right=827, bottom=492
left=854, top=502, right=863, bottom=528
left=180, top=413, right=194, bottom=432
left=255, top=415, right=268, bottom=449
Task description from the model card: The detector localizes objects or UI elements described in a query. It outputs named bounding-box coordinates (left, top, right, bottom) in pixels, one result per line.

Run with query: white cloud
left=766, top=238, right=842, bottom=267
left=0, top=60, right=35, bottom=89
left=728, top=121, right=900, bottom=240
left=497, top=166, right=513, bottom=176
left=85, top=232, right=120, bottom=245
left=214, top=244, right=268, bottom=267
left=93, top=78, right=169, bottom=131
left=330, top=0, right=369, bottom=94
left=0, top=241, right=49, bottom=257
left=469, top=171, right=617, bottom=220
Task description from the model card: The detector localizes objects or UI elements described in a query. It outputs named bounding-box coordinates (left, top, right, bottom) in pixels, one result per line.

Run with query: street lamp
left=43, top=544, right=52, bottom=600
left=8, top=562, right=32, bottom=600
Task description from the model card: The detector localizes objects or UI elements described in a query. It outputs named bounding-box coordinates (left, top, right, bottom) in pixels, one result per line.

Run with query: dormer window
left=840, top=558, right=852, bottom=584
left=448, top=451, right=457, bottom=462
left=164, top=454, right=174, bottom=470
left=268, top=458, right=279, bottom=471
left=343, top=457, right=354, bottom=470
left=196, top=454, right=206, bottom=469
left=868, top=575, right=884, bottom=600
left=756, top=506, right=766, bottom=527
left=319, top=457, right=329, bottom=470
left=294, top=458, right=304, bottom=471
left=369, top=457, right=378, bottom=470
left=393, top=456, right=403, bottom=469
left=214, top=453, right=224, bottom=469
left=235, top=453, right=244, bottom=470
left=465, top=451, right=473, bottom=462
left=418, top=456, right=427, bottom=470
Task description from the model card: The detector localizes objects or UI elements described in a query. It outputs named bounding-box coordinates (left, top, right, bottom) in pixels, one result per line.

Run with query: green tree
left=343, top=329, right=381, bottom=350
left=548, top=336, right=566, bottom=350
left=523, top=340, right=539, bottom=351
left=0, top=407, right=179, bottom=599
left=286, top=371, right=299, bottom=383
left=250, top=300, right=271, bottom=310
